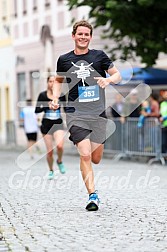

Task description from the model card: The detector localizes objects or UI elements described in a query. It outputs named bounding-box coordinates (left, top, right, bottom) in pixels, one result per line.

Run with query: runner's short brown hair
left=72, top=20, right=93, bottom=36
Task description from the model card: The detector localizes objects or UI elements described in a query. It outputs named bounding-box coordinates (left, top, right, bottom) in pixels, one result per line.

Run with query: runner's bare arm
left=94, top=66, right=122, bottom=89
left=49, top=75, right=64, bottom=110
left=52, top=75, right=64, bottom=103
left=107, top=66, right=122, bottom=84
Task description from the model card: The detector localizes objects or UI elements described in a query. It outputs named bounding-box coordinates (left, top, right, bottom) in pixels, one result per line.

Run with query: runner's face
left=72, top=26, right=92, bottom=50
left=47, top=76, right=55, bottom=90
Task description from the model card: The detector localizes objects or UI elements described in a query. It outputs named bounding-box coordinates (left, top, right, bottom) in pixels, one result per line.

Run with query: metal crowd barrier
left=104, top=118, right=165, bottom=165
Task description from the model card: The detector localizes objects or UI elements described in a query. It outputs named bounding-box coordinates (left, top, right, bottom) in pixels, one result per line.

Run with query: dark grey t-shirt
left=56, top=49, right=113, bottom=119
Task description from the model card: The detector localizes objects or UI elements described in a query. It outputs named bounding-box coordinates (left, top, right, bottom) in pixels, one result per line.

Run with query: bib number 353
left=78, top=85, right=99, bottom=102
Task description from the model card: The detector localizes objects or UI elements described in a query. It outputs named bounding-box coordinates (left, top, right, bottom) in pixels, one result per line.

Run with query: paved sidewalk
left=0, top=148, right=167, bottom=252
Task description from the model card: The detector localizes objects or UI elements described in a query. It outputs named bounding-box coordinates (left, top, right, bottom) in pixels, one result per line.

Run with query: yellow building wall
left=0, top=0, right=14, bottom=143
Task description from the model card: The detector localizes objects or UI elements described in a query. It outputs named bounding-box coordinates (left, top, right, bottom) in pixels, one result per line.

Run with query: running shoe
left=57, top=161, right=66, bottom=174
left=86, top=192, right=100, bottom=211
left=48, top=171, right=54, bottom=180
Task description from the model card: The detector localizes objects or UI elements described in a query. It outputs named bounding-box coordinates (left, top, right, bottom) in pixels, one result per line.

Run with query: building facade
left=12, top=0, right=92, bottom=121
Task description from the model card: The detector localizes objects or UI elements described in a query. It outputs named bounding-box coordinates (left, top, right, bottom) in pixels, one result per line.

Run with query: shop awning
left=120, top=67, right=167, bottom=85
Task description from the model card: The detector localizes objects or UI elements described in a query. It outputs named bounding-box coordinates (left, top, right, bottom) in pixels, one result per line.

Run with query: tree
left=67, top=0, right=167, bottom=66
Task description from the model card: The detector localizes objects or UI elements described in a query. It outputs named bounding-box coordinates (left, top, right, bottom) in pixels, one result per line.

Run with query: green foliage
left=67, top=0, right=167, bottom=66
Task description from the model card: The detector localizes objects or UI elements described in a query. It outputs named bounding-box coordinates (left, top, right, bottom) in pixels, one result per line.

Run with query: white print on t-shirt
left=71, top=62, right=94, bottom=86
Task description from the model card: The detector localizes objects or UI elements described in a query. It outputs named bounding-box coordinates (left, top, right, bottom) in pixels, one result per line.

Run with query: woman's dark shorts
left=41, top=118, right=64, bottom=135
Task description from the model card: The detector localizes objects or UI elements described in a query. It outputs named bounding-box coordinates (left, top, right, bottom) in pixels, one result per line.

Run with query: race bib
left=45, top=109, right=61, bottom=120
left=78, top=85, right=99, bottom=102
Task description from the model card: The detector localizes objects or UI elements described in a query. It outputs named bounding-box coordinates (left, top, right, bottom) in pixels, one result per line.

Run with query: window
left=17, top=73, right=26, bottom=122
left=33, top=0, right=38, bottom=11
left=58, top=0, right=63, bottom=3
left=2, top=0, right=7, bottom=20
left=14, top=25, right=19, bottom=39
left=14, top=0, right=17, bottom=17
left=33, top=19, right=38, bottom=35
left=5, top=87, right=10, bottom=120
left=17, top=73, right=26, bottom=102
left=23, top=0, right=27, bottom=15
left=30, top=71, right=40, bottom=100
left=23, top=22, right=28, bottom=37
left=45, top=0, right=50, bottom=8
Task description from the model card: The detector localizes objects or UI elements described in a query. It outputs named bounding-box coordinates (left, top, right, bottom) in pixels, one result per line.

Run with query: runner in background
left=20, top=99, right=41, bottom=159
left=35, top=75, right=66, bottom=179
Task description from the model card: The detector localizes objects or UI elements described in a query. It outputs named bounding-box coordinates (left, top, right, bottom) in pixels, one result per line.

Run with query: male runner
left=50, top=20, right=121, bottom=211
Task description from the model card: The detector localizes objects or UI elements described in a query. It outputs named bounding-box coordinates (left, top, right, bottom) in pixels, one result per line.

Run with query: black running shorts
left=68, top=117, right=107, bottom=145
left=26, top=132, right=37, bottom=141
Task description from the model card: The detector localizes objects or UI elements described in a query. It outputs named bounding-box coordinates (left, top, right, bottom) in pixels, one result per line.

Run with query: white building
left=12, top=1, right=94, bottom=122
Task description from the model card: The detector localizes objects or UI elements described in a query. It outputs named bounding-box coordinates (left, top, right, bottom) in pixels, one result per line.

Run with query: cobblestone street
left=0, top=148, right=167, bottom=252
